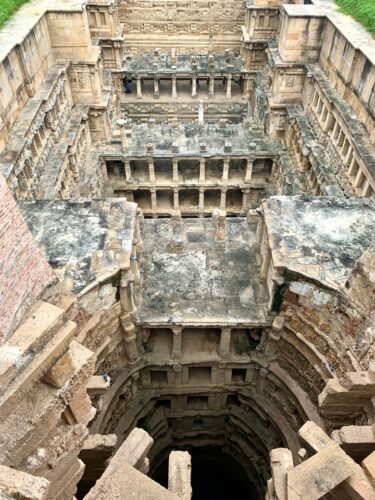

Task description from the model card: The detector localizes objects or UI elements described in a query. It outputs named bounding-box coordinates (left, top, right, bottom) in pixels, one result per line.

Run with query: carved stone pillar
left=245, top=158, right=253, bottom=183
left=120, top=272, right=136, bottom=314
left=113, top=41, right=122, bottom=69
left=173, top=188, right=179, bottom=210
left=242, top=75, right=251, bottom=99
left=209, top=76, right=214, bottom=98
left=198, top=188, right=204, bottom=211
left=154, top=77, right=159, bottom=98
left=136, top=77, right=142, bottom=99
left=172, top=76, right=177, bottom=99
left=226, top=74, right=232, bottom=99
left=148, top=159, right=155, bottom=182
left=192, top=76, right=197, bottom=98
left=222, top=159, right=230, bottom=182
left=242, top=189, right=250, bottom=212
left=130, top=245, right=140, bottom=281
left=199, top=158, right=205, bottom=182
left=218, top=327, right=231, bottom=358
left=220, top=188, right=227, bottom=210
left=121, top=317, right=140, bottom=365
left=151, top=189, right=157, bottom=211
left=173, top=158, right=179, bottom=183
left=260, top=247, right=271, bottom=281
left=172, top=326, right=183, bottom=360
left=100, top=160, right=108, bottom=182
left=125, top=160, right=132, bottom=182
left=117, top=119, right=128, bottom=151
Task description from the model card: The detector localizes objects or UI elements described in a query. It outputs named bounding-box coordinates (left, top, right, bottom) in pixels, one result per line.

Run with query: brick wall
left=0, top=175, right=55, bottom=342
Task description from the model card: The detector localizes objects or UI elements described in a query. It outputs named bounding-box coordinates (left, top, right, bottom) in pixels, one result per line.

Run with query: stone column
left=242, top=189, right=250, bottom=212
left=198, top=188, right=204, bottom=212
left=173, top=158, right=179, bottom=183
left=120, top=272, right=136, bottom=314
left=192, top=76, right=197, bottom=98
left=136, top=77, right=142, bottom=99
left=331, top=120, right=340, bottom=142
left=172, top=326, right=183, bottom=360
left=218, top=327, right=231, bottom=358
left=354, top=168, right=364, bottom=188
left=117, top=119, right=129, bottom=151
left=245, top=158, right=253, bottom=183
left=130, top=245, right=140, bottom=281
left=154, top=77, right=159, bottom=98
left=220, top=188, right=227, bottom=210
left=222, top=159, right=230, bottom=182
left=121, top=317, right=140, bottom=365
left=125, top=160, right=132, bottom=182
left=114, top=41, right=122, bottom=69
left=261, top=247, right=271, bottom=280
left=168, top=451, right=192, bottom=500
left=348, top=156, right=358, bottom=176
left=151, top=189, right=157, bottom=211
left=148, top=158, right=155, bottom=182
left=172, top=76, right=177, bottom=99
left=199, top=158, right=205, bottom=182
left=242, top=75, right=250, bottom=99
left=226, top=74, right=232, bottom=99
left=345, top=145, right=353, bottom=165
left=174, top=188, right=179, bottom=210
left=209, top=76, right=214, bottom=98
left=100, top=160, right=108, bottom=181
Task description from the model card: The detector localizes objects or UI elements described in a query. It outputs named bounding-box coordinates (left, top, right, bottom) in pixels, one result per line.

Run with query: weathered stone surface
left=44, top=349, right=74, bottom=388
left=0, top=465, right=50, bottom=500
left=287, top=445, right=357, bottom=499
left=0, top=0, right=375, bottom=499
left=168, top=451, right=192, bottom=500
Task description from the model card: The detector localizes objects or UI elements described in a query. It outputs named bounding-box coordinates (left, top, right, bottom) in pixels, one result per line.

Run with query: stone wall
left=0, top=15, right=53, bottom=152
left=119, top=0, right=247, bottom=53
left=0, top=175, right=55, bottom=341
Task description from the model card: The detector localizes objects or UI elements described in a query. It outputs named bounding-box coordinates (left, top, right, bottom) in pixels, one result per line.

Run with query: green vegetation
left=0, top=0, right=29, bottom=28
left=336, top=0, right=375, bottom=36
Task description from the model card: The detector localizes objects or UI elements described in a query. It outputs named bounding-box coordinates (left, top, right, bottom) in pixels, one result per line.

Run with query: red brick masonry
left=0, top=175, right=55, bottom=342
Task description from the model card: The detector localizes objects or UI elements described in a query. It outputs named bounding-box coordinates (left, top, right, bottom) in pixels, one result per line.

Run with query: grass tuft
left=0, top=0, right=30, bottom=29
left=336, top=0, right=375, bottom=36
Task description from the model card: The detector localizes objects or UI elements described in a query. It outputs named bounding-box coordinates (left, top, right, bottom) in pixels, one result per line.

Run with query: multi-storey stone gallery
left=1, top=0, right=375, bottom=498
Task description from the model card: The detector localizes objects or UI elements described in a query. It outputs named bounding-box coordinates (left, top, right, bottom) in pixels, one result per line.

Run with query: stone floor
left=136, top=217, right=270, bottom=326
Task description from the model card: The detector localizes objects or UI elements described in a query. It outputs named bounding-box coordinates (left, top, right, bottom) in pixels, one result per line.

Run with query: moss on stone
left=336, top=0, right=375, bottom=36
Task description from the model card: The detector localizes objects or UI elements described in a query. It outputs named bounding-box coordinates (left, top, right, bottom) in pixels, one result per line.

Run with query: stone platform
left=136, top=217, right=270, bottom=326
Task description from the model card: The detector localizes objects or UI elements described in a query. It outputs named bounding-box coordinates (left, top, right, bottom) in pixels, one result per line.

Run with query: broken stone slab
left=44, top=349, right=74, bottom=388
left=0, top=302, right=66, bottom=391
left=0, top=465, right=50, bottom=500
left=298, top=420, right=334, bottom=453
left=287, top=444, right=357, bottom=499
left=68, top=388, right=95, bottom=425
left=86, top=375, right=111, bottom=395
left=92, top=427, right=153, bottom=485
left=331, top=425, right=375, bottom=461
left=168, top=451, right=192, bottom=500
left=362, top=451, right=375, bottom=481
left=84, top=460, right=179, bottom=500
left=319, top=374, right=375, bottom=412
left=270, top=448, right=294, bottom=500
left=0, top=320, right=77, bottom=418
left=296, top=422, right=375, bottom=499
left=83, top=428, right=177, bottom=500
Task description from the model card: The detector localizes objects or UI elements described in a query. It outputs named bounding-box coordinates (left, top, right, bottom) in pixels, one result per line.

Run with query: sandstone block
left=44, top=350, right=74, bottom=388
left=363, top=451, right=375, bottom=481
left=168, top=451, right=192, bottom=500
left=287, top=444, right=357, bottom=499
left=0, top=465, right=50, bottom=500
